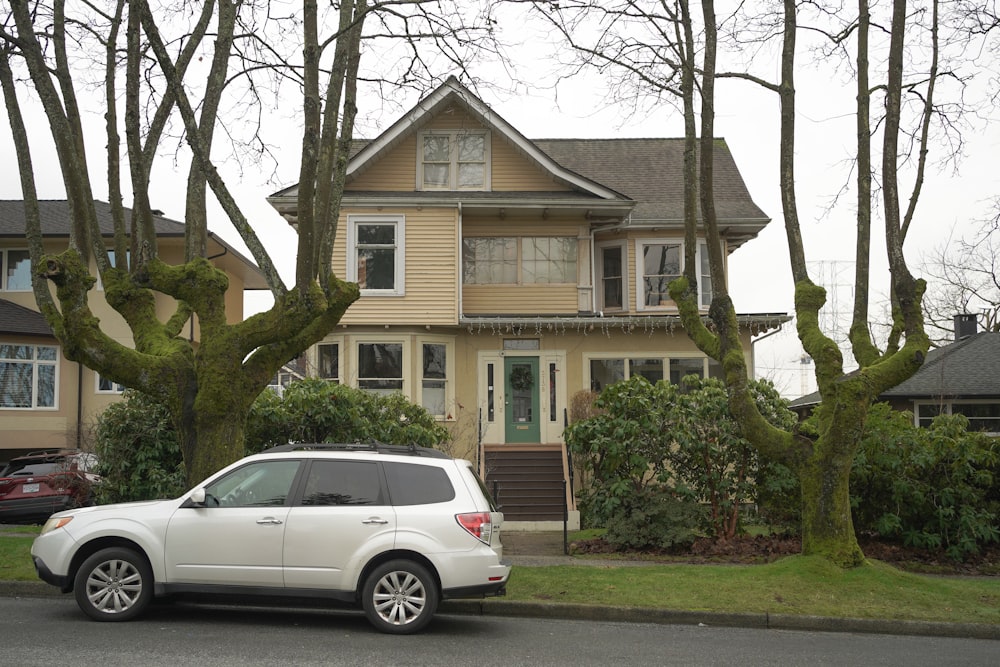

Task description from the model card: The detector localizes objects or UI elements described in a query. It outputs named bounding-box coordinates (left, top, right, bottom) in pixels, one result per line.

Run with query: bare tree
left=0, top=0, right=497, bottom=483
left=524, top=0, right=992, bottom=566
left=922, top=214, right=1000, bottom=342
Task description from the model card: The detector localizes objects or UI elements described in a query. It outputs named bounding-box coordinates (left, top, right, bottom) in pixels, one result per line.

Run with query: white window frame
left=95, top=374, right=125, bottom=394
left=355, top=338, right=407, bottom=395
left=346, top=215, right=405, bottom=296
left=463, top=236, right=578, bottom=285
left=595, top=241, right=627, bottom=312
left=0, top=343, right=59, bottom=410
left=634, top=239, right=714, bottom=311
left=416, top=335, right=455, bottom=420
left=1, top=249, right=32, bottom=292
left=416, top=130, right=491, bottom=191
left=315, top=342, right=341, bottom=383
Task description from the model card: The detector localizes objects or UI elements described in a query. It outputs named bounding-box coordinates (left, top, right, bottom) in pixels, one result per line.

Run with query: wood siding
left=334, top=207, right=459, bottom=325
left=463, top=284, right=579, bottom=315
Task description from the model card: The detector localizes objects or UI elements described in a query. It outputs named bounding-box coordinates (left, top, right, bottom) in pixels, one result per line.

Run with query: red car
left=0, top=450, right=100, bottom=524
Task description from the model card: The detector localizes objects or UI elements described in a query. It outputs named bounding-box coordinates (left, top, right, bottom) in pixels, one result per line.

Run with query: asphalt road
left=2, top=596, right=997, bottom=666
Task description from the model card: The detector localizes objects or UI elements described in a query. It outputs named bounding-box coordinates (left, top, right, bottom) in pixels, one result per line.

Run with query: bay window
left=463, top=237, right=577, bottom=284
left=357, top=342, right=403, bottom=394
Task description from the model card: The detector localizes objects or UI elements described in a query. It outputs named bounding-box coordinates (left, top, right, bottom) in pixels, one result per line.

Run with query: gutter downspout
left=457, top=202, right=463, bottom=319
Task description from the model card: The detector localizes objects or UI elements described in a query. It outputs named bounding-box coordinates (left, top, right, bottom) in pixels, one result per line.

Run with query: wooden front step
left=484, top=448, right=566, bottom=521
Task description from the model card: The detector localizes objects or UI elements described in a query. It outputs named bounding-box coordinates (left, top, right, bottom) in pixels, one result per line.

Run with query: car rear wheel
left=361, top=560, right=439, bottom=634
left=73, top=547, right=153, bottom=622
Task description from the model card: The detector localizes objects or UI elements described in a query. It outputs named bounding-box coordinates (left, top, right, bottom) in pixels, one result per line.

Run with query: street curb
left=5, top=580, right=997, bottom=640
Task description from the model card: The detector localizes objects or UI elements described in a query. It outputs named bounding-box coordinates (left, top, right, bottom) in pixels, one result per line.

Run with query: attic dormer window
left=419, top=130, right=490, bottom=191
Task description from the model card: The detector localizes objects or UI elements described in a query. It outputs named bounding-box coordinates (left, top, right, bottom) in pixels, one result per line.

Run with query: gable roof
left=881, top=332, right=1000, bottom=399
left=268, top=78, right=771, bottom=247
left=0, top=298, right=54, bottom=337
left=0, top=200, right=267, bottom=289
left=789, top=332, right=1000, bottom=409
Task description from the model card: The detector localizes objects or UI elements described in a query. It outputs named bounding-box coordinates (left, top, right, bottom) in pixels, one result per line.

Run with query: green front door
left=504, top=357, right=540, bottom=443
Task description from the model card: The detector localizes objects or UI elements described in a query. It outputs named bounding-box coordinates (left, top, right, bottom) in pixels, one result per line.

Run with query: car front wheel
left=73, top=547, right=153, bottom=622
left=361, top=560, right=439, bottom=634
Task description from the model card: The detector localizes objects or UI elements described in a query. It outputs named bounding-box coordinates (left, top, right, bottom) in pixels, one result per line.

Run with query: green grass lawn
left=3, top=529, right=997, bottom=626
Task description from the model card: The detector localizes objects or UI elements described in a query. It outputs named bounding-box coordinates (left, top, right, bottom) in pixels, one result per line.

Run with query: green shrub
left=604, top=487, right=705, bottom=551
left=93, top=390, right=186, bottom=503
left=852, top=403, right=1000, bottom=560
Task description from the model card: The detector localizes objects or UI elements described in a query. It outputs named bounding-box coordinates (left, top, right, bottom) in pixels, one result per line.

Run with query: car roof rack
left=262, top=442, right=450, bottom=459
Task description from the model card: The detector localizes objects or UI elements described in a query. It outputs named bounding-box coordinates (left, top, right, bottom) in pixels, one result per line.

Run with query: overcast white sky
left=2, top=7, right=996, bottom=398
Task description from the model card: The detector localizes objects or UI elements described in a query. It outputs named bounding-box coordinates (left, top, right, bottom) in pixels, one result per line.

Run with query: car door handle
left=362, top=518, right=389, bottom=525
left=256, top=517, right=284, bottom=525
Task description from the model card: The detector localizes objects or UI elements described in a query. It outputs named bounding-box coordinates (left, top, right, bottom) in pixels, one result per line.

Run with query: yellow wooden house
left=0, top=201, right=266, bottom=462
left=267, top=78, right=787, bottom=528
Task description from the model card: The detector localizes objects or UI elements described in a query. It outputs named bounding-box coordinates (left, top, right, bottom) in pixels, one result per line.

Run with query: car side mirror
left=188, top=488, right=206, bottom=505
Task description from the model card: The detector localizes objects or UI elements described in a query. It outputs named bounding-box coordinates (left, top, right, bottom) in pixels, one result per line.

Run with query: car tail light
left=456, top=512, right=493, bottom=545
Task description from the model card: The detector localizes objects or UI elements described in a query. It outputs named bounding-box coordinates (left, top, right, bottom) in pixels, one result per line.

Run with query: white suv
left=31, top=444, right=510, bottom=634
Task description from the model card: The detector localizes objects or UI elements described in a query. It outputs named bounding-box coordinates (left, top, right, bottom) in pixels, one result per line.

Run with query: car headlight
left=40, top=516, right=73, bottom=535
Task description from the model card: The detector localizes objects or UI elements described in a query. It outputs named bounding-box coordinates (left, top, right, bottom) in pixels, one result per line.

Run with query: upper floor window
left=597, top=244, right=625, bottom=311
left=634, top=240, right=714, bottom=310
left=0, top=343, right=57, bottom=409
left=2, top=249, right=32, bottom=292
left=347, top=216, right=404, bottom=296
left=419, top=131, right=490, bottom=190
left=463, top=237, right=577, bottom=285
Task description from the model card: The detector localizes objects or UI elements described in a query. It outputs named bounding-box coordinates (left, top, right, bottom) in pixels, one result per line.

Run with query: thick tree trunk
left=799, top=442, right=864, bottom=567
left=176, top=393, right=250, bottom=486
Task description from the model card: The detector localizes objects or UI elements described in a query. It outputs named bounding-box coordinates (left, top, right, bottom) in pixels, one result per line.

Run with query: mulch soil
left=570, top=534, right=1000, bottom=575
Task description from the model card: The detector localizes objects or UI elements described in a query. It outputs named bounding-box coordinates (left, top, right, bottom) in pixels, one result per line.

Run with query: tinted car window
left=383, top=462, right=455, bottom=506
left=300, top=460, right=383, bottom=506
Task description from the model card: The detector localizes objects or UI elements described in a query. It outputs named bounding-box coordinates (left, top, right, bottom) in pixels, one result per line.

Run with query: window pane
left=523, top=237, right=577, bottom=284
left=36, top=365, right=55, bottom=407
left=422, top=343, right=447, bottom=415
left=357, top=248, right=395, bottom=290
left=318, top=344, right=339, bottom=380
left=601, top=247, right=623, bottom=309
left=423, top=164, right=450, bottom=188
left=643, top=244, right=680, bottom=306
left=301, top=461, right=382, bottom=506
left=423, top=135, right=450, bottom=161
left=205, top=460, right=301, bottom=507
left=357, top=223, right=395, bottom=245
left=458, top=163, right=484, bottom=188
left=0, top=362, right=33, bottom=407
left=463, top=238, right=516, bottom=284
left=457, top=134, right=484, bottom=161
left=36, top=346, right=57, bottom=361
left=917, top=404, right=942, bottom=428
left=6, top=250, right=32, bottom=291
left=590, top=359, right=624, bottom=392
left=0, top=345, right=31, bottom=360
left=952, top=403, right=1000, bottom=433
left=358, top=343, right=402, bottom=394
left=670, top=358, right=704, bottom=386
left=699, top=242, right=713, bottom=305
left=629, top=358, right=663, bottom=384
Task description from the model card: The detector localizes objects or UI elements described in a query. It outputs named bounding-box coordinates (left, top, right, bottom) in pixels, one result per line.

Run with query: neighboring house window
left=597, top=244, right=625, bottom=311
left=317, top=343, right=339, bottom=382
left=96, top=375, right=125, bottom=394
left=347, top=216, right=404, bottom=295
left=2, top=249, right=32, bottom=291
left=97, top=250, right=130, bottom=291
left=420, top=343, right=447, bottom=417
left=419, top=131, right=489, bottom=190
left=916, top=401, right=1000, bottom=434
left=0, top=344, right=57, bottom=409
left=462, top=237, right=577, bottom=284
left=357, top=342, right=403, bottom=394
left=635, top=240, right=714, bottom=309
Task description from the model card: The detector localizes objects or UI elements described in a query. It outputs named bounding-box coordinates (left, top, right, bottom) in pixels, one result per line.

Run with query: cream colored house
left=267, top=78, right=787, bottom=528
left=0, top=200, right=266, bottom=462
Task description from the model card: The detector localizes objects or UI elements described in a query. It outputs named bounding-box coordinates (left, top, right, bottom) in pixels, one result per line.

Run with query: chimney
left=954, top=313, right=978, bottom=340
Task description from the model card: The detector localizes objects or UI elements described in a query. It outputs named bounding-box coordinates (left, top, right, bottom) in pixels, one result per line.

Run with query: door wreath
left=509, top=366, right=534, bottom=391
